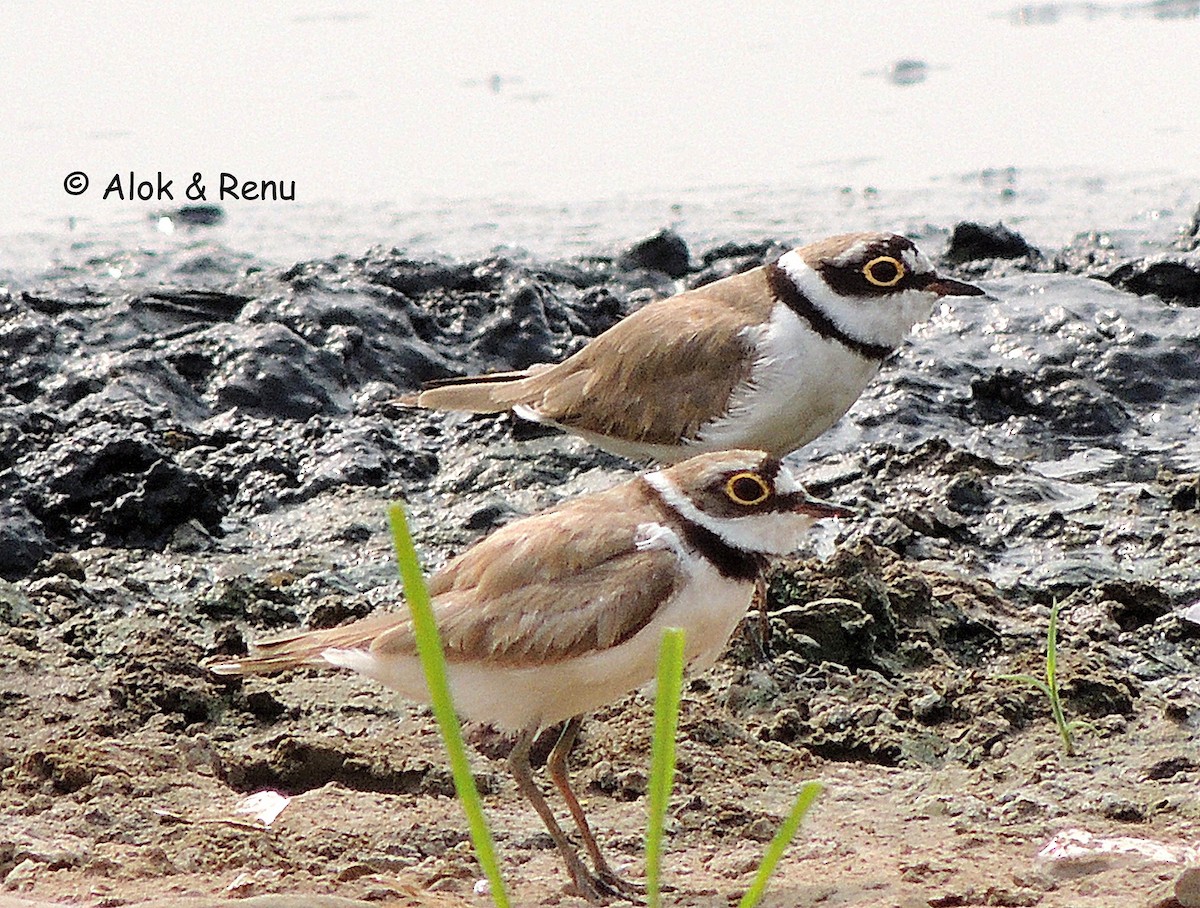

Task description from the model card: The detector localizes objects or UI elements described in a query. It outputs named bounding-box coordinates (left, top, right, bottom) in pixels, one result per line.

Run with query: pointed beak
left=921, top=274, right=985, bottom=297
left=785, top=489, right=856, bottom=520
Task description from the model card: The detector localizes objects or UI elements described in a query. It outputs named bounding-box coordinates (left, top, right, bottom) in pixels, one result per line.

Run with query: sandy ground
left=1, top=492, right=1198, bottom=908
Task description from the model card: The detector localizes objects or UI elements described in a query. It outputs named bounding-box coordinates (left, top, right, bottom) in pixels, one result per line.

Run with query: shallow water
left=3, top=1, right=1198, bottom=267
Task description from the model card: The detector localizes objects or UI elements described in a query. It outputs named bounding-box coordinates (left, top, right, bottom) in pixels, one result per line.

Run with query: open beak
left=787, top=489, right=856, bottom=520
left=922, top=274, right=985, bottom=297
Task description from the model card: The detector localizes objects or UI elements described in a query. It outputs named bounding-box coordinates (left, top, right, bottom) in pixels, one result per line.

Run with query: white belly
left=694, top=304, right=881, bottom=455
left=323, top=561, right=754, bottom=731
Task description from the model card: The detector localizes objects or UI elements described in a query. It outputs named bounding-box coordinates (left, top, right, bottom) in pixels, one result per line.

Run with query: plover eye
left=863, top=255, right=905, bottom=288
left=725, top=472, right=772, bottom=506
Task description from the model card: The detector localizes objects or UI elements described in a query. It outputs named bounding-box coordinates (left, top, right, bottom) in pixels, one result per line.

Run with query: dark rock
left=888, top=58, right=929, bottom=86
left=1179, top=202, right=1200, bottom=252
left=464, top=498, right=521, bottom=531
left=944, top=471, right=994, bottom=515
left=197, top=576, right=300, bottom=627
left=1145, top=755, right=1196, bottom=780
left=31, top=552, right=86, bottom=582
left=1095, top=345, right=1200, bottom=406
left=295, top=420, right=435, bottom=499
left=1104, top=258, right=1200, bottom=305
left=1091, top=580, right=1173, bottom=632
left=107, top=627, right=224, bottom=729
left=567, top=286, right=625, bottom=337
left=1166, top=476, right=1199, bottom=512
left=944, top=221, right=1038, bottom=264
left=19, top=425, right=227, bottom=549
left=969, top=368, right=1129, bottom=439
left=469, top=280, right=561, bottom=367
left=1062, top=672, right=1136, bottom=718
left=208, top=323, right=351, bottom=420
left=240, top=688, right=288, bottom=720
left=968, top=370, right=1040, bottom=422
left=132, top=288, right=250, bottom=322
left=1099, top=794, right=1146, bottom=822
left=617, top=229, right=691, bottom=278
left=208, top=622, right=247, bottom=658
left=223, top=736, right=460, bottom=797
left=772, top=596, right=884, bottom=670
left=699, top=239, right=779, bottom=267
left=357, top=253, right=497, bottom=298
left=689, top=254, right=769, bottom=290
left=172, top=204, right=225, bottom=226
left=1037, top=376, right=1130, bottom=438
left=0, top=501, right=52, bottom=581
left=306, top=598, right=373, bottom=630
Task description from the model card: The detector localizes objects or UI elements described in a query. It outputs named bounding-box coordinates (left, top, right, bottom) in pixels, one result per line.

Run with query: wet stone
left=617, top=228, right=691, bottom=278
left=166, top=203, right=226, bottom=227
left=944, top=221, right=1039, bottom=264
left=0, top=501, right=51, bottom=581
left=1177, top=866, right=1200, bottom=908
left=1105, top=257, right=1200, bottom=305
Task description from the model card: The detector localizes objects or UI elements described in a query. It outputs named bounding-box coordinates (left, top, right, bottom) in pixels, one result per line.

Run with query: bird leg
left=508, top=725, right=630, bottom=903
left=547, top=716, right=645, bottom=898
left=739, top=572, right=772, bottom=661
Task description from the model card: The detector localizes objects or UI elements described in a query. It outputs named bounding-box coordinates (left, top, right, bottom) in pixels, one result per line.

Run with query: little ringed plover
left=209, top=449, right=851, bottom=902
left=406, top=232, right=983, bottom=462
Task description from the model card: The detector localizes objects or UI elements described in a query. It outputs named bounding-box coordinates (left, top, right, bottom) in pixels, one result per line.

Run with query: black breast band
left=765, top=263, right=893, bottom=361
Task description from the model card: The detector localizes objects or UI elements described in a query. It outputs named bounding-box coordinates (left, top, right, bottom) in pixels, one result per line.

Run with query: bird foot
left=565, top=863, right=650, bottom=904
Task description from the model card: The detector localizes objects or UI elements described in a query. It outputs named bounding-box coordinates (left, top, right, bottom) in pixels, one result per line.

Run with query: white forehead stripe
left=828, top=240, right=872, bottom=267
left=902, top=248, right=926, bottom=272
left=775, top=249, right=816, bottom=283
left=644, top=468, right=822, bottom=557
left=775, top=464, right=802, bottom=495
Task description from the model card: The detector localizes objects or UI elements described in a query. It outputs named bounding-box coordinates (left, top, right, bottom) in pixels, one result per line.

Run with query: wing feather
left=510, top=272, right=774, bottom=444
left=212, top=482, right=682, bottom=675
left=374, top=482, right=680, bottom=666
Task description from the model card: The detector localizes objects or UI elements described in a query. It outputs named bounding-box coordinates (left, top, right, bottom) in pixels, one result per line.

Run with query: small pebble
left=1177, top=866, right=1200, bottom=908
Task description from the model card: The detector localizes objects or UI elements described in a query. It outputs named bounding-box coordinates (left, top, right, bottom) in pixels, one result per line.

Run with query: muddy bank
left=1, top=216, right=1198, bottom=906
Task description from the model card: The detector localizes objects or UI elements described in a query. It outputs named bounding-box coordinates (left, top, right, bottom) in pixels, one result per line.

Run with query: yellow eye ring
left=725, top=472, right=771, bottom=506
left=863, top=255, right=905, bottom=287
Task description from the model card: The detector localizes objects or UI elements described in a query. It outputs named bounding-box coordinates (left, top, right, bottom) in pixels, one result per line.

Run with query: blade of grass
left=1044, top=600, right=1074, bottom=755
left=998, top=599, right=1079, bottom=756
left=646, top=627, right=686, bottom=908
left=388, top=503, right=509, bottom=908
left=737, top=781, right=824, bottom=908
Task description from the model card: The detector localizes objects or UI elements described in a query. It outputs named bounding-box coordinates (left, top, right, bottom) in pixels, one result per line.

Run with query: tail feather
left=411, top=382, right=521, bottom=413
left=398, top=365, right=555, bottom=413
left=421, top=369, right=538, bottom=390
left=206, top=612, right=408, bottom=677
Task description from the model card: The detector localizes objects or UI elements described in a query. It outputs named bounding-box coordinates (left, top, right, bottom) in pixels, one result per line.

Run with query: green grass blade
left=388, top=503, right=510, bottom=908
left=1046, top=601, right=1075, bottom=755
left=1045, top=600, right=1060, bottom=689
left=646, top=627, right=686, bottom=908
left=737, top=781, right=824, bottom=908
left=996, top=673, right=1054, bottom=699
left=999, top=600, right=1082, bottom=756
